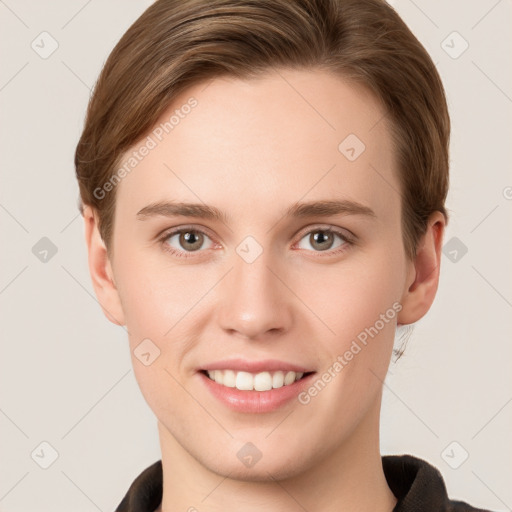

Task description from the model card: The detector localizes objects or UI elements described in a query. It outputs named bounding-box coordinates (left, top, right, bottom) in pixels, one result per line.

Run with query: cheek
left=296, top=258, right=401, bottom=426
left=115, top=249, right=208, bottom=337
left=298, top=251, right=402, bottom=349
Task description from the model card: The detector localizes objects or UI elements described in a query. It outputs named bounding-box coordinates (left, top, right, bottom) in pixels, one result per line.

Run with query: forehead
left=115, top=68, right=399, bottom=226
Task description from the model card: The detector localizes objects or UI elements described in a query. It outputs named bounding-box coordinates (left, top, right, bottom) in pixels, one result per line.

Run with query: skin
left=83, top=68, right=445, bottom=511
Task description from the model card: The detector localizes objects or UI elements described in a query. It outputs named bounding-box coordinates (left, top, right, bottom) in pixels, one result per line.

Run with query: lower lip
left=199, top=371, right=315, bottom=413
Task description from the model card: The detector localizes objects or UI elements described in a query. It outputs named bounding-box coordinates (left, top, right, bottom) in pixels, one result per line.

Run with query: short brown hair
left=75, top=0, right=450, bottom=261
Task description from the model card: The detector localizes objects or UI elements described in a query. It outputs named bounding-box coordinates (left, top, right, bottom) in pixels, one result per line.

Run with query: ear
left=83, top=205, right=126, bottom=326
left=397, top=211, right=446, bottom=325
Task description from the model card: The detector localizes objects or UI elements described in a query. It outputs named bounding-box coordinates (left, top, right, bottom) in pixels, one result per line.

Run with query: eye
left=158, top=225, right=354, bottom=259
left=295, top=226, right=352, bottom=255
left=159, top=227, right=215, bottom=258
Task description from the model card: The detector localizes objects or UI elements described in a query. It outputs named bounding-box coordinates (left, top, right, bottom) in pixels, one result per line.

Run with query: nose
left=216, top=246, right=293, bottom=341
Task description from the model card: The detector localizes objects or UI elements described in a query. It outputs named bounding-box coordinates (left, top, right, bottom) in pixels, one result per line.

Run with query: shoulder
left=115, top=460, right=162, bottom=512
left=115, top=456, right=495, bottom=512
left=382, top=454, right=494, bottom=512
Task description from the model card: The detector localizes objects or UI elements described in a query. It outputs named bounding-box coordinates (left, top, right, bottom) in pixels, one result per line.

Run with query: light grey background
left=1, top=1, right=511, bottom=511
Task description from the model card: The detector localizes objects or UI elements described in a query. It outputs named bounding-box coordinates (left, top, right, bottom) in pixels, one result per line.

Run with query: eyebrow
left=136, top=199, right=376, bottom=223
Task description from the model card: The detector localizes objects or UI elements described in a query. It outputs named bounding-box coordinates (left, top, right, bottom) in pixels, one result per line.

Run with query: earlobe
left=83, top=206, right=126, bottom=326
left=397, top=211, right=446, bottom=325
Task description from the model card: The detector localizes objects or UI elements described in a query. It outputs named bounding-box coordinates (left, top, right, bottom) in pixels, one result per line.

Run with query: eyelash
left=157, top=225, right=355, bottom=259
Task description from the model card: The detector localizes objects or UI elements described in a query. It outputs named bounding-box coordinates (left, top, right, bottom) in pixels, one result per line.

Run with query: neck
left=157, top=397, right=397, bottom=512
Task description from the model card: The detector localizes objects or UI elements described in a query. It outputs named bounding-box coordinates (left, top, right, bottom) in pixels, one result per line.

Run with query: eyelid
left=293, top=223, right=356, bottom=244
left=157, top=224, right=219, bottom=254
left=158, top=223, right=355, bottom=242
left=157, top=223, right=356, bottom=257
left=156, top=224, right=217, bottom=244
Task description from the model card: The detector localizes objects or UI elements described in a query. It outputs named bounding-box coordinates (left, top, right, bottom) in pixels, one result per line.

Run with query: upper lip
left=200, top=358, right=314, bottom=373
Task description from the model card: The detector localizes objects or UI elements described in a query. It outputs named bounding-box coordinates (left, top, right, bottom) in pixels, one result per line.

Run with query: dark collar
left=115, top=454, right=491, bottom=511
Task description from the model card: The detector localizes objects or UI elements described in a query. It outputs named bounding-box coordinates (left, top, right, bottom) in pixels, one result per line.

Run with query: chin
left=201, top=447, right=311, bottom=483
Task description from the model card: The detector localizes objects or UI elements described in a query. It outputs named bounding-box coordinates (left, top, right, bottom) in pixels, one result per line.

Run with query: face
left=99, top=69, right=420, bottom=480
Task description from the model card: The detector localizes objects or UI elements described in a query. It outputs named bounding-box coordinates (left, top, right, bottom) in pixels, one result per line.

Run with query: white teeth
left=284, top=371, right=296, bottom=385
left=272, top=371, right=284, bottom=389
left=223, top=369, right=236, bottom=388
left=236, top=371, right=253, bottom=390
left=253, top=372, right=272, bottom=391
left=205, top=369, right=306, bottom=390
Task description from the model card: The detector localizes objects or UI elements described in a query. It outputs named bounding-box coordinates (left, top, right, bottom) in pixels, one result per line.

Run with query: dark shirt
left=115, top=454, right=493, bottom=511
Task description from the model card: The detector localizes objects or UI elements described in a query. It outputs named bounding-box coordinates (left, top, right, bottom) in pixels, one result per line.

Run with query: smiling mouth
left=200, top=369, right=315, bottom=391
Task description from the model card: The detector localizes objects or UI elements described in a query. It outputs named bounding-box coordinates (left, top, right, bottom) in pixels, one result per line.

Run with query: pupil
left=313, top=231, right=332, bottom=250
left=183, top=231, right=201, bottom=250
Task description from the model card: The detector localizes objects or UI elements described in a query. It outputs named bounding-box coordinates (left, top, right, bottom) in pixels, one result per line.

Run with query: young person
left=75, top=0, right=493, bottom=510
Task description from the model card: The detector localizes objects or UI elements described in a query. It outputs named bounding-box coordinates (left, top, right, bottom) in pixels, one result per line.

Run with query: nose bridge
left=217, top=237, right=291, bottom=338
